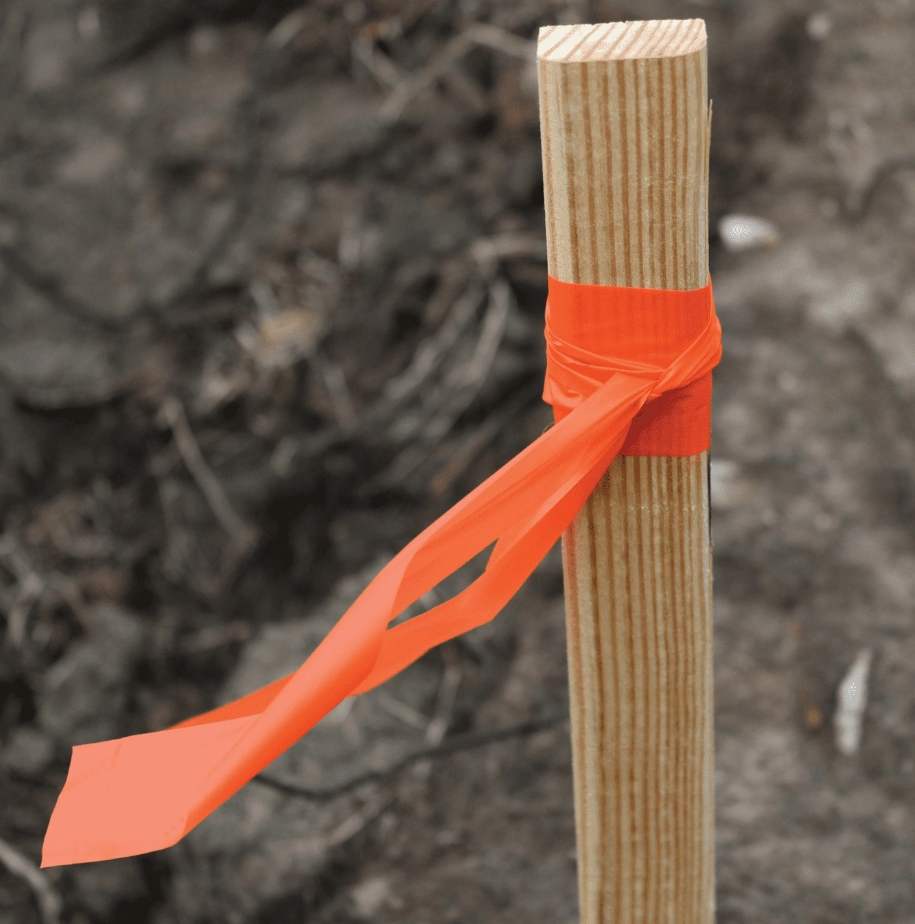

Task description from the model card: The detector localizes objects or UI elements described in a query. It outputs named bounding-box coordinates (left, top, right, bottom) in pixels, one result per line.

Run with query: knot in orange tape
left=544, top=275, right=719, bottom=454
left=42, top=277, right=721, bottom=867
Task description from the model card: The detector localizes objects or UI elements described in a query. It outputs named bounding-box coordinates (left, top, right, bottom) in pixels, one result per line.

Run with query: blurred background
left=0, top=0, right=914, bottom=921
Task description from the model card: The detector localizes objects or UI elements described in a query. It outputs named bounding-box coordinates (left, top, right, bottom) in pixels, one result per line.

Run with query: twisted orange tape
left=42, top=276, right=720, bottom=866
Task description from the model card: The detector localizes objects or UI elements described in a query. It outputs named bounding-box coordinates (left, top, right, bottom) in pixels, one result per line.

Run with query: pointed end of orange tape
left=41, top=738, right=190, bottom=867
left=42, top=716, right=257, bottom=867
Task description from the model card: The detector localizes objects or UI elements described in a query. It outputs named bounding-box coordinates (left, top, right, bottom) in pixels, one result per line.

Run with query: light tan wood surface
left=537, top=20, right=715, bottom=924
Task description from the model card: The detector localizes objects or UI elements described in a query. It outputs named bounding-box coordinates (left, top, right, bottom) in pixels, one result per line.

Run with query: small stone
left=806, top=12, right=833, bottom=41
left=710, top=459, right=751, bottom=510
left=350, top=876, right=391, bottom=919
left=835, top=648, right=872, bottom=756
left=718, top=214, right=781, bottom=252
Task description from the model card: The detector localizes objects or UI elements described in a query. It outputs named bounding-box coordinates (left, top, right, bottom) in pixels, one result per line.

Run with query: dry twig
left=463, top=23, right=536, bottom=61
left=315, top=358, right=359, bottom=432
left=0, top=540, right=44, bottom=648
left=455, top=276, right=513, bottom=396
left=469, top=232, right=548, bottom=267
left=425, top=644, right=462, bottom=747
left=374, top=274, right=514, bottom=487
left=255, top=712, right=567, bottom=801
left=0, top=535, right=89, bottom=646
left=273, top=793, right=394, bottom=854
left=845, top=156, right=915, bottom=222
left=429, top=387, right=537, bottom=496
left=382, top=278, right=486, bottom=408
left=352, top=26, right=405, bottom=91
left=160, top=397, right=258, bottom=552
left=380, top=24, right=534, bottom=120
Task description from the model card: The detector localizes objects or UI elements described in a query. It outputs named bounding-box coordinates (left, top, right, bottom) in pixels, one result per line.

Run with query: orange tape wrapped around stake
left=41, top=276, right=721, bottom=867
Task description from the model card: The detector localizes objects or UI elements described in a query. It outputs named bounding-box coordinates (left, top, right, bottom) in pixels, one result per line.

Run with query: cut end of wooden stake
left=538, top=20, right=706, bottom=63
left=537, top=17, right=709, bottom=288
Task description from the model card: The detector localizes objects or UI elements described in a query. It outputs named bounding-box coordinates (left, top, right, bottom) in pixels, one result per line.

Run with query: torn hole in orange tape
left=41, top=276, right=721, bottom=867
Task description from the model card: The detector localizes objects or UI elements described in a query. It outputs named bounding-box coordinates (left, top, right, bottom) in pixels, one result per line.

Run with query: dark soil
left=0, top=1, right=913, bottom=922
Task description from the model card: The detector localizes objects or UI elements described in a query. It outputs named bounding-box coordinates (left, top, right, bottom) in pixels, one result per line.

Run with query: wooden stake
left=537, top=21, right=715, bottom=924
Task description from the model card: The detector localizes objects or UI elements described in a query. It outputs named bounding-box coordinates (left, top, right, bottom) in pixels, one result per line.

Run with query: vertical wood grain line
left=598, top=64, right=618, bottom=285
left=618, top=60, right=634, bottom=285
left=580, top=64, right=599, bottom=284
left=659, top=55, right=673, bottom=289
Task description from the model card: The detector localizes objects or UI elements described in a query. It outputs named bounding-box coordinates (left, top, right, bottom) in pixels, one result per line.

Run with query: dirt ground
left=0, top=0, right=914, bottom=922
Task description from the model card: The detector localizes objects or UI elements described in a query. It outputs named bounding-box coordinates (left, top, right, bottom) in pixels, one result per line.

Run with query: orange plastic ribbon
left=42, top=276, right=721, bottom=867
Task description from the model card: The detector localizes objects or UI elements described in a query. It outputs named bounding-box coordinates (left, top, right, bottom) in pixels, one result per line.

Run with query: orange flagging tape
left=42, top=276, right=721, bottom=867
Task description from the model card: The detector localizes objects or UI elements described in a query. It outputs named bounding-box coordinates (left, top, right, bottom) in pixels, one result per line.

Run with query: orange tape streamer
left=41, top=276, right=721, bottom=867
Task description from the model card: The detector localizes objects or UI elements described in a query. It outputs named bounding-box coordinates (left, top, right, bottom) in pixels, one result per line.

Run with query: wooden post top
left=536, top=19, right=710, bottom=290
left=537, top=20, right=706, bottom=63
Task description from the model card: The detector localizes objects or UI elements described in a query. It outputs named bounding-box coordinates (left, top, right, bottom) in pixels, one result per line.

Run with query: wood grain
left=537, top=20, right=715, bottom=924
